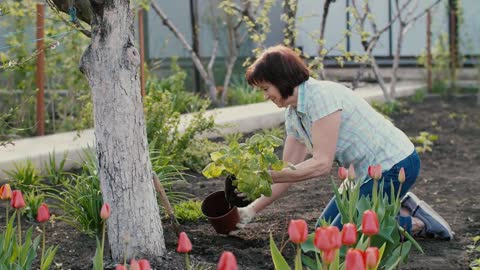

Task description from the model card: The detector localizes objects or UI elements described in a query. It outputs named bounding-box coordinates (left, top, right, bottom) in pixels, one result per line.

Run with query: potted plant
left=200, top=134, right=285, bottom=234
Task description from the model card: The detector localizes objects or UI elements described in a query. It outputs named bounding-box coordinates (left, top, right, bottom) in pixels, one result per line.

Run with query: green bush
left=173, top=200, right=205, bottom=223
left=145, top=89, right=215, bottom=168
left=181, top=138, right=225, bottom=173
left=146, top=59, right=208, bottom=113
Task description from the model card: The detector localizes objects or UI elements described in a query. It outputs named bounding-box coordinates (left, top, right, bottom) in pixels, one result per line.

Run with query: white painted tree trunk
left=79, top=0, right=165, bottom=261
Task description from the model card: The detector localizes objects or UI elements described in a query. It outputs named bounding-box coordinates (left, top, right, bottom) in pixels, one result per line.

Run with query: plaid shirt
left=285, top=78, right=414, bottom=181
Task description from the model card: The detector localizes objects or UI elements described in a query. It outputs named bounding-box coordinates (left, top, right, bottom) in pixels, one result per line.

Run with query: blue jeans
left=316, top=151, right=421, bottom=228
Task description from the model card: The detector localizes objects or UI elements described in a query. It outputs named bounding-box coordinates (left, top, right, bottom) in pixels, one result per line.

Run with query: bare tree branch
left=150, top=1, right=218, bottom=103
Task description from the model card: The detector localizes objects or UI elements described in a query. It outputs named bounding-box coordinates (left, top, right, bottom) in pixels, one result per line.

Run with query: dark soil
left=1, top=94, right=479, bottom=269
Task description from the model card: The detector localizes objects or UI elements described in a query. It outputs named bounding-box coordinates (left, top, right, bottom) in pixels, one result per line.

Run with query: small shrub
left=227, top=76, right=264, bottom=106
left=468, top=235, right=480, bottom=270
left=409, top=131, right=438, bottom=153
left=181, top=138, right=225, bottom=173
left=410, top=89, right=426, bottom=103
left=173, top=200, right=205, bottom=223
left=5, top=160, right=41, bottom=193
left=23, top=191, right=45, bottom=221
left=47, top=151, right=103, bottom=237
left=43, top=150, right=68, bottom=186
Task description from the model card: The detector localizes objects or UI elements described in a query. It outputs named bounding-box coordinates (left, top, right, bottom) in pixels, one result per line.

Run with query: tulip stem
left=185, top=253, right=191, bottom=270
left=397, top=228, right=406, bottom=270
left=16, top=210, right=21, bottom=246
left=41, top=223, right=46, bottom=269
left=373, top=179, right=378, bottom=211
left=295, top=244, right=302, bottom=270
left=5, top=204, right=8, bottom=226
left=321, top=251, right=326, bottom=270
left=368, top=236, right=372, bottom=247
left=101, top=221, right=106, bottom=260
left=395, top=183, right=404, bottom=214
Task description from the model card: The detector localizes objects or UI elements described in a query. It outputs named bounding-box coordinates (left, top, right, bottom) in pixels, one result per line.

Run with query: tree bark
left=79, top=0, right=165, bottom=261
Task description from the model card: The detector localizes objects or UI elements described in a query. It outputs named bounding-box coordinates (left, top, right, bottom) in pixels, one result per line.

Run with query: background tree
left=48, top=0, right=166, bottom=261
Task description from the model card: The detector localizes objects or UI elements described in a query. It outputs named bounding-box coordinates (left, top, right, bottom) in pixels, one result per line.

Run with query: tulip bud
left=217, top=251, right=238, bottom=270
left=348, top=164, right=356, bottom=181
left=341, top=223, right=358, bottom=246
left=115, top=264, right=126, bottom=270
left=368, top=164, right=382, bottom=181
left=322, top=249, right=336, bottom=265
left=365, top=247, right=379, bottom=269
left=314, top=226, right=341, bottom=251
left=338, top=167, right=348, bottom=181
left=11, top=190, right=26, bottom=209
left=100, top=202, right=111, bottom=220
left=362, top=210, right=379, bottom=236
left=327, top=226, right=342, bottom=250
left=398, top=167, right=405, bottom=183
left=177, top=232, right=192, bottom=253
left=0, top=184, right=12, bottom=200
left=138, top=259, right=151, bottom=270
left=288, top=219, right=308, bottom=244
left=130, top=259, right=140, bottom=270
left=346, top=249, right=366, bottom=270
left=37, top=203, right=51, bottom=223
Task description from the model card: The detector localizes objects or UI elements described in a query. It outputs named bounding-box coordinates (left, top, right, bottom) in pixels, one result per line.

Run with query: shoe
left=401, top=192, right=421, bottom=213
left=412, top=201, right=454, bottom=240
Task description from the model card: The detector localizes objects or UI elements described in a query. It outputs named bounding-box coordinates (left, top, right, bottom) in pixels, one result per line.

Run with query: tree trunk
left=221, top=54, right=238, bottom=106
left=79, top=0, right=165, bottom=261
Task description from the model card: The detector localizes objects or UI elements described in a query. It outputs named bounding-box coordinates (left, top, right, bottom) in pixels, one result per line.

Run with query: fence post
left=36, top=3, right=45, bottom=136
left=138, top=9, right=146, bottom=97
left=426, top=9, right=432, bottom=92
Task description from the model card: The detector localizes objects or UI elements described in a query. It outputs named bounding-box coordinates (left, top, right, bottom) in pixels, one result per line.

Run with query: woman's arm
left=250, top=135, right=308, bottom=213
left=271, top=110, right=341, bottom=183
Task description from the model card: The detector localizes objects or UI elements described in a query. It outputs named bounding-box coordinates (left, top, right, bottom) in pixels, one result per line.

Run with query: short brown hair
left=246, top=45, right=309, bottom=99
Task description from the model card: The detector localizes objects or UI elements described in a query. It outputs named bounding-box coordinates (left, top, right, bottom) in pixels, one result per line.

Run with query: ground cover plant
left=0, top=94, right=479, bottom=269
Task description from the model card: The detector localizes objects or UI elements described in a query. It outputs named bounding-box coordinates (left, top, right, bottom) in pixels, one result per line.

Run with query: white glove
left=236, top=204, right=256, bottom=229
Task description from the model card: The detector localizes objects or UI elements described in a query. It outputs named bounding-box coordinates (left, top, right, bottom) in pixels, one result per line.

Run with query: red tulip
left=37, top=203, right=51, bottom=223
left=177, top=232, right=192, bottom=253
left=100, top=202, right=111, bottom=220
left=322, top=249, right=336, bottom=264
left=130, top=259, right=140, bottom=270
left=138, top=259, right=151, bottom=270
left=362, top=210, right=379, bottom=236
left=346, top=249, right=366, bottom=270
left=288, top=219, right=308, bottom=244
left=368, top=164, right=382, bottom=181
left=0, top=184, right=12, bottom=200
left=341, top=223, right=358, bottom=246
left=115, top=264, right=126, bottom=270
left=314, top=226, right=341, bottom=251
left=348, top=164, right=356, bottom=181
left=217, top=251, right=238, bottom=270
left=398, top=167, right=405, bottom=183
left=338, top=167, right=348, bottom=180
left=365, top=247, right=379, bottom=269
left=11, top=190, right=25, bottom=209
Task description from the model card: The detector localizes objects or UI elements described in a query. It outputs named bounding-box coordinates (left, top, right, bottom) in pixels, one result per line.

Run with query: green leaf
left=201, top=163, right=225, bottom=178
left=300, top=233, right=316, bottom=253
left=40, top=245, right=58, bottom=270
left=93, top=238, right=103, bottom=270
left=270, top=233, right=292, bottom=270
left=399, top=227, right=423, bottom=253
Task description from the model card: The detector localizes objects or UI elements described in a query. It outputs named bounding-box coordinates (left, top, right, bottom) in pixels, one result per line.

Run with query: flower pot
left=224, top=174, right=252, bottom=207
left=201, top=190, right=239, bottom=234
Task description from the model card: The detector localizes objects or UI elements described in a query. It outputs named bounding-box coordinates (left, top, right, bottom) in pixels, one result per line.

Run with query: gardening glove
left=236, top=204, right=256, bottom=229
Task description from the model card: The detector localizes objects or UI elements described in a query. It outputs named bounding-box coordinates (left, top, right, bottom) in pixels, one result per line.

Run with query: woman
left=235, top=45, right=453, bottom=240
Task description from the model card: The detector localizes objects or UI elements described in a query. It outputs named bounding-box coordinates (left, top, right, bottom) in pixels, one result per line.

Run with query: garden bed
left=1, top=94, right=479, bottom=269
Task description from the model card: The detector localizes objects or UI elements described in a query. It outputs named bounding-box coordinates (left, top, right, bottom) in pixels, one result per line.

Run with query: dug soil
left=1, top=94, right=479, bottom=269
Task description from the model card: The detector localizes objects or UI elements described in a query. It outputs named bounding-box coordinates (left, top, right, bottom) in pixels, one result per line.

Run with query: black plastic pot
left=201, top=190, right=239, bottom=234
left=224, top=174, right=252, bottom=207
